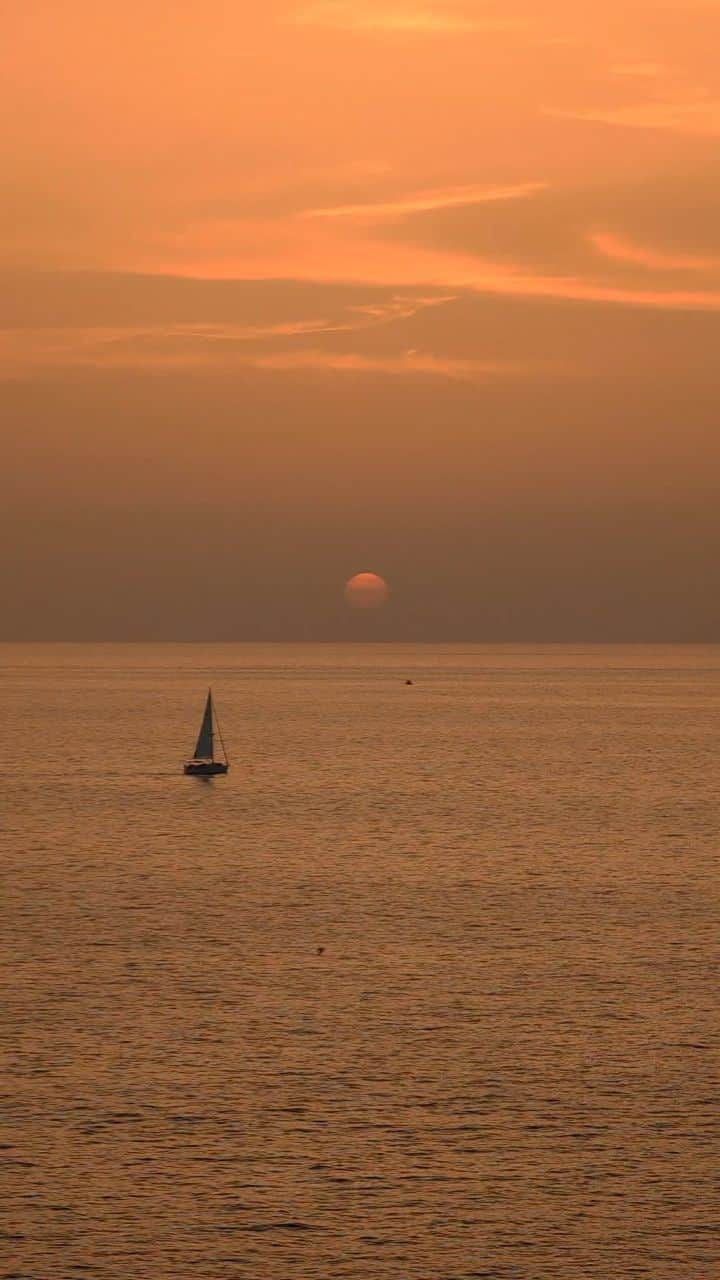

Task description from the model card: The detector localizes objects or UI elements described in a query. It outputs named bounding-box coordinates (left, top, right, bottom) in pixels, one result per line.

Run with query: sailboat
left=184, top=688, right=229, bottom=776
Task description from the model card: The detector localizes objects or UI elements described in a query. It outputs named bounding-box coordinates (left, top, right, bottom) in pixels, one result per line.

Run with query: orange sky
left=3, top=0, right=720, bottom=638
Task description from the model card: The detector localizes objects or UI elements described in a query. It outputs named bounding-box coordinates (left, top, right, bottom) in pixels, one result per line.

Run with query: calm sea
left=1, top=644, right=718, bottom=1279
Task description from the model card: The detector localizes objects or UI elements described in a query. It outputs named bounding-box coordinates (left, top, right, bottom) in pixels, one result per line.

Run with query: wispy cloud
left=345, top=293, right=456, bottom=322
left=0, top=293, right=459, bottom=376
left=0, top=324, right=529, bottom=382
left=611, top=62, right=666, bottom=80
left=292, top=1, right=523, bottom=33
left=461, top=269, right=720, bottom=310
left=302, top=182, right=545, bottom=221
left=145, top=233, right=720, bottom=311
left=552, top=99, right=720, bottom=136
left=590, top=231, right=720, bottom=272
left=234, top=349, right=524, bottom=379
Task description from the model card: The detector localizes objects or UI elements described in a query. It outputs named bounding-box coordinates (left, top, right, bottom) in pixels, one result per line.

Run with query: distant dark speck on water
left=317, top=946, right=325, bottom=955
left=405, top=679, right=414, bottom=685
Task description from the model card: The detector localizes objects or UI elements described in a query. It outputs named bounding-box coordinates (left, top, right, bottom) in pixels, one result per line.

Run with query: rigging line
left=213, top=702, right=229, bottom=763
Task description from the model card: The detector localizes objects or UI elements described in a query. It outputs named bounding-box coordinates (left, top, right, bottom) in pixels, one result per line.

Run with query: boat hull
left=184, top=761, right=229, bottom=776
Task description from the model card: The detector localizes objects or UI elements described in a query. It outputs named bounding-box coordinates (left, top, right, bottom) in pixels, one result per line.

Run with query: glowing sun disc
left=344, top=572, right=390, bottom=609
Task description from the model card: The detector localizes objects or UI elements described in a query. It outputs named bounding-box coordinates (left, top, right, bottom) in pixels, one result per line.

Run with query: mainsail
left=193, top=689, right=214, bottom=760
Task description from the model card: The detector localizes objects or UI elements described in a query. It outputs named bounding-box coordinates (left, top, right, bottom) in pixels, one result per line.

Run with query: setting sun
left=344, top=572, right=390, bottom=609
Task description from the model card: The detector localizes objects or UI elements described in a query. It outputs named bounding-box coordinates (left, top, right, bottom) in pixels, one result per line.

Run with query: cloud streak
left=590, top=230, right=720, bottom=272
left=552, top=99, right=720, bottom=136
left=0, top=323, right=531, bottom=382
left=302, top=182, right=546, bottom=221
left=0, top=291, right=461, bottom=376
left=232, top=349, right=525, bottom=378
left=292, top=1, right=523, bottom=33
left=462, top=271, right=720, bottom=311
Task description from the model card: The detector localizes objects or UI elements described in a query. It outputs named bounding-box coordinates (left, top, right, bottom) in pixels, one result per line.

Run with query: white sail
left=193, top=690, right=214, bottom=760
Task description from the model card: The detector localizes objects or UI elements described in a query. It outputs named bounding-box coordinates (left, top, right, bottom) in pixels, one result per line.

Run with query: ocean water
left=1, top=643, right=718, bottom=1280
